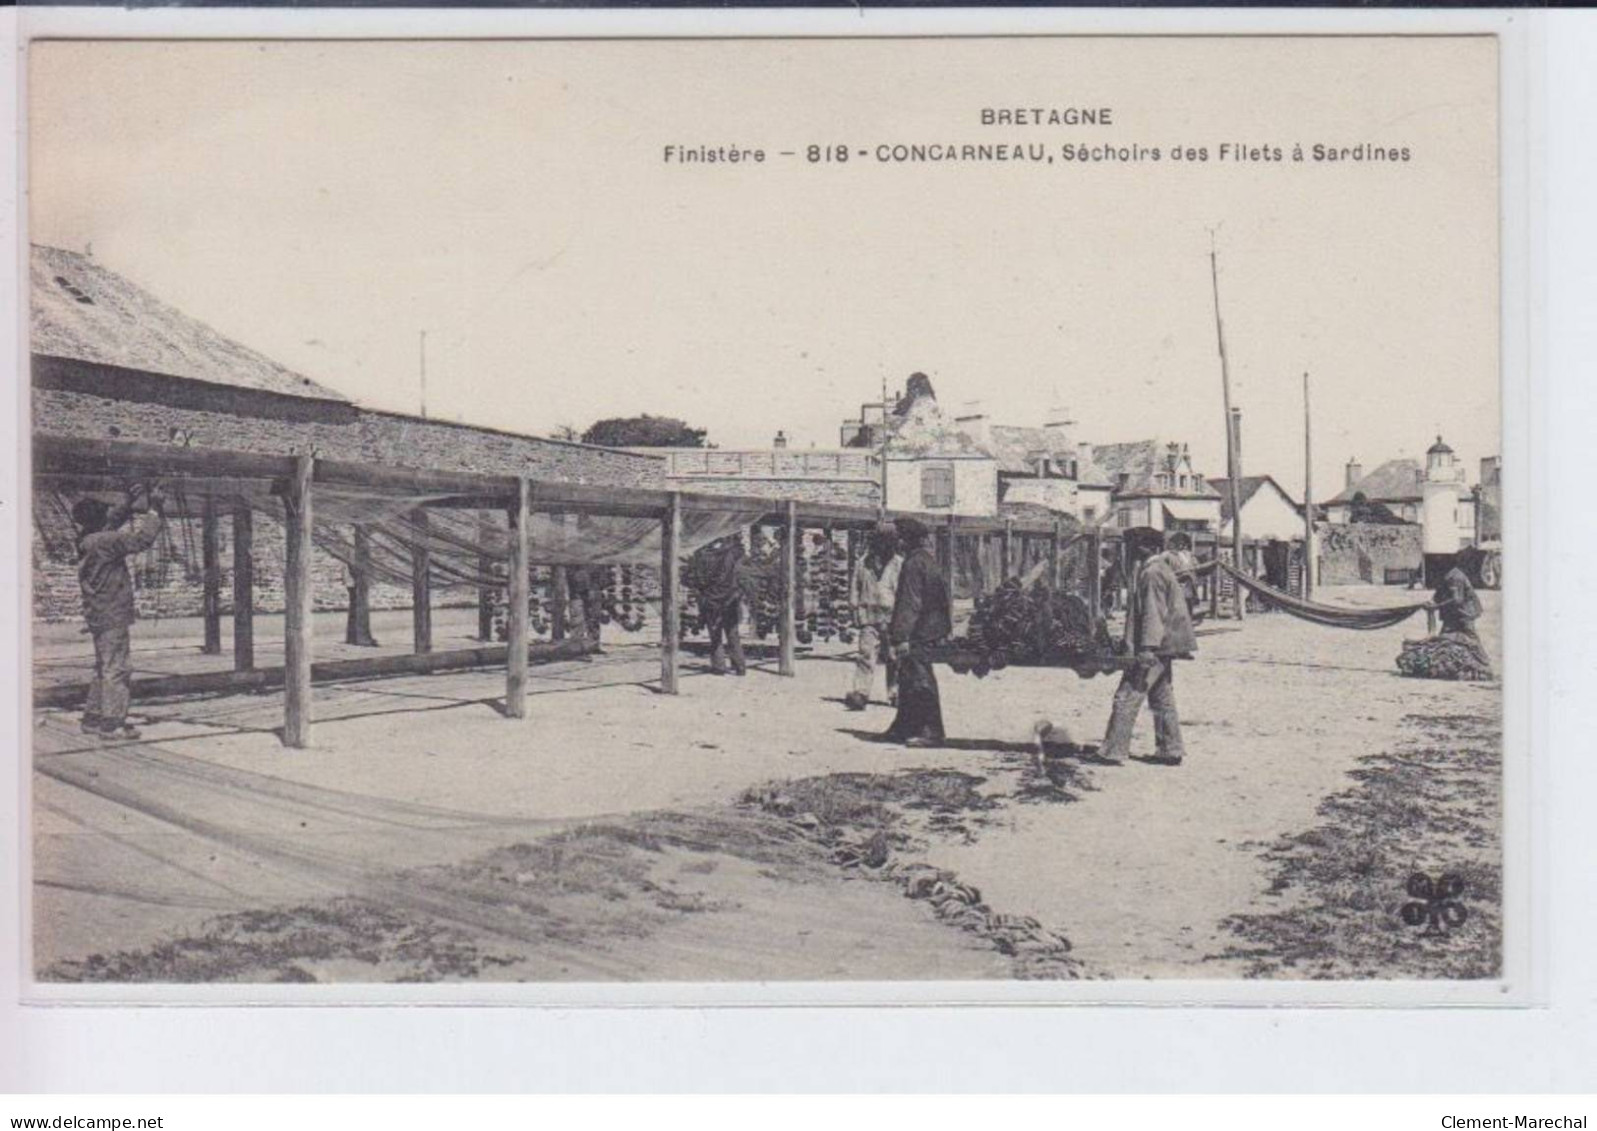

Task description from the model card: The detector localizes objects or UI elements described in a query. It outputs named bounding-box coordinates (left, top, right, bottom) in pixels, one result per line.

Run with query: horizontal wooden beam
left=33, top=637, right=600, bottom=710
left=33, top=435, right=295, bottom=482
left=313, top=457, right=519, bottom=499
left=33, top=434, right=1117, bottom=541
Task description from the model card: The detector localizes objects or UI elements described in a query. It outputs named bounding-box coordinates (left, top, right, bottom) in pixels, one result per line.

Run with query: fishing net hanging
left=38, top=473, right=767, bottom=640
left=1217, top=561, right=1426, bottom=631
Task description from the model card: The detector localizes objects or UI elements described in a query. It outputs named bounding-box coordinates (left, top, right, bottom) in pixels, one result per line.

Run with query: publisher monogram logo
left=1400, top=872, right=1469, bottom=937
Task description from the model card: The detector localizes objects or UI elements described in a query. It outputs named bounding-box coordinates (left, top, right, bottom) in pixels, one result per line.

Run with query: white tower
left=1421, top=435, right=1463, bottom=555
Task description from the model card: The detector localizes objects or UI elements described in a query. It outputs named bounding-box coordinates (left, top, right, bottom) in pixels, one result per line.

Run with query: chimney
left=1229, top=408, right=1243, bottom=474
left=1345, top=457, right=1363, bottom=491
left=773, top=430, right=788, bottom=450
left=954, top=399, right=990, bottom=446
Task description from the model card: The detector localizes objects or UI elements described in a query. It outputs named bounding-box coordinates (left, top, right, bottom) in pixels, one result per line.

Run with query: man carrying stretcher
left=1098, top=526, right=1197, bottom=766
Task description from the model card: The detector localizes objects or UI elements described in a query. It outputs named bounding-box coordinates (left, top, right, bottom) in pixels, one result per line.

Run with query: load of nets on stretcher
left=929, top=578, right=1121, bottom=679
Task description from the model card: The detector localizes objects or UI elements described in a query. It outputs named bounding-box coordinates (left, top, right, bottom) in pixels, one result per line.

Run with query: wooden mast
left=1303, top=370, right=1315, bottom=599
left=1209, top=235, right=1245, bottom=620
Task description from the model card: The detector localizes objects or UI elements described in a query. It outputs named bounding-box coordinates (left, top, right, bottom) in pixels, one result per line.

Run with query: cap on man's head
left=1123, top=526, right=1165, bottom=558
left=894, top=516, right=930, bottom=546
left=71, top=498, right=111, bottom=534
left=1166, top=531, right=1193, bottom=552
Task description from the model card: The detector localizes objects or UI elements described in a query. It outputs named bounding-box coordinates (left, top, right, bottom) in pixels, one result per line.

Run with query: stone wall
left=664, top=476, right=880, bottom=508
left=1317, top=522, right=1424, bottom=585
left=33, top=360, right=678, bottom=623
left=34, top=359, right=667, bottom=489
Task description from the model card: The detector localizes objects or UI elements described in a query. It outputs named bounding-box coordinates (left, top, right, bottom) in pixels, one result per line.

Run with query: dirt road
left=32, top=587, right=1501, bottom=983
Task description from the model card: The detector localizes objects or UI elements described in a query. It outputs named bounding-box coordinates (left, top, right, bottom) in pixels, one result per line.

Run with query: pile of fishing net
left=1397, top=635, right=1494, bottom=682
left=939, top=578, right=1117, bottom=677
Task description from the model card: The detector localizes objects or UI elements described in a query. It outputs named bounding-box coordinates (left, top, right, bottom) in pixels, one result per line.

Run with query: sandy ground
left=31, top=586, right=1501, bottom=983
left=33, top=606, right=490, bottom=689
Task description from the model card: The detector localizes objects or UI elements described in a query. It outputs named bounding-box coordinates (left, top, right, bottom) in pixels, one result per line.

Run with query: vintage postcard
left=21, top=32, right=1512, bottom=1000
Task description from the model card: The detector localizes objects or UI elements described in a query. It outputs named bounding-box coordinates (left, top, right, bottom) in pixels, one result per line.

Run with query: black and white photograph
left=21, top=33, right=1509, bottom=994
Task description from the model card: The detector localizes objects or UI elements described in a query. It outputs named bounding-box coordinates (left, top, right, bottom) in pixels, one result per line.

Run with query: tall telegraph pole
left=1303, top=370, right=1315, bottom=599
left=1209, top=234, right=1245, bottom=620
left=419, top=330, right=428, bottom=420
left=878, top=375, right=890, bottom=516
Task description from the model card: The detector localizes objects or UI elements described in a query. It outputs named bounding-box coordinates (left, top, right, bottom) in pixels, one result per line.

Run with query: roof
left=998, top=499, right=1083, bottom=528
left=884, top=392, right=993, bottom=459
left=1088, top=439, right=1221, bottom=498
left=986, top=425, right=1074, bottom=475
left=1427, top=435, right=1455, bottom=456
left=1208, top=475, right=1301, bottom=525
left=30, top=244, right=347, bottom=402
left=1327, top=458, right=1423, bottom=505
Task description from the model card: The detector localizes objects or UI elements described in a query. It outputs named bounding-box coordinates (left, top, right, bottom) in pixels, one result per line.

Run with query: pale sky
left=29, top=36, right=1499, bottom=497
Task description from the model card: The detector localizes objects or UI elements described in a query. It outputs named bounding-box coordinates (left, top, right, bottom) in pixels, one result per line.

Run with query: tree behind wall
left=582, top=415, right=708, bottom=449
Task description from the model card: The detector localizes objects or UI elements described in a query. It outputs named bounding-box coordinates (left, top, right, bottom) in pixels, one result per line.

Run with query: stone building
left=1089, top=439, right=1223, bottom=532
left=30, top=244, right=666, bottom=622
left=1324, top=438, right=1479, bottom=551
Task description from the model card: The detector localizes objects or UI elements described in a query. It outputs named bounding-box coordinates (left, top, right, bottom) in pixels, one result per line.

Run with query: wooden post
left=200, top=498, right=222, bottom=655
left=779, top=500, right=797, bottom=676
left=1002, top=518, right=1015, bottom=581
left=349, top=524, right=376, bottom=646
left=282, top=454, right=314, bottom=749
left=1209, top=533, right=1222, bottom=620
left=939, top=517, right=951, bottom=619
left=411, top=508, right=432, bottom=654
left=551, top=564, right=569, bottom=642
left=661, top=493, right=682, bottom=694
left=476, top=513, right=495, bottom=642
left=231, top=501, right=254, bottom=672
left=1210, top=240, right=1246, bottom=621
left=1087, top=524, right=1103, bottom=619
left=1303, top=370, right=1315, bottom=600
left=505, top=478, right=530, bottom=719
left=1049, top=518, right=1063, bottom=590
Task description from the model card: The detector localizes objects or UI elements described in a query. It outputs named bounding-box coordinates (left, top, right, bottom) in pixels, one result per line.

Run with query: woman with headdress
left=844, top=523, right=901, bottom=710
left=1398, top=563, right=1492, bottom=680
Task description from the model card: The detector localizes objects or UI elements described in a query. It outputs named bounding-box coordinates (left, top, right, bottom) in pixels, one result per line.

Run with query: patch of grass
left=743, top=769, right=997, bottom=831
left=46, top=898, right=521, bottom=983
left=1219, top=710, right=1502, bottom=980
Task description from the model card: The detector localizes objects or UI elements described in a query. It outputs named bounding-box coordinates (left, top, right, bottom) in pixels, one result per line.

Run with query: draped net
left=1213, top=560, right=1426, bottom=631
left=37, top=477, right=767, bottom=591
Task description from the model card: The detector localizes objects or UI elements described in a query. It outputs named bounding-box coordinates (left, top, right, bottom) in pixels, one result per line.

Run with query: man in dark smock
left=694, top=535, right=748, bottom=676
left=73, top=485, right=166, bottom=739
left=882, top=517, right=951, bottom=747
left=1099, top=527, right=1197, bottom=766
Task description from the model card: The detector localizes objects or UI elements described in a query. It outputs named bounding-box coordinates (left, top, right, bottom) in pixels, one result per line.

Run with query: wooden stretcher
left=918, top=641, right=1134, bottom=678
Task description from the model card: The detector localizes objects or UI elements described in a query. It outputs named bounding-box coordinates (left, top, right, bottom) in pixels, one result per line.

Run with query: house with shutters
left=1089, top=439, right=1223, bottom=532
left=837, top=373, right=999, bottom=516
